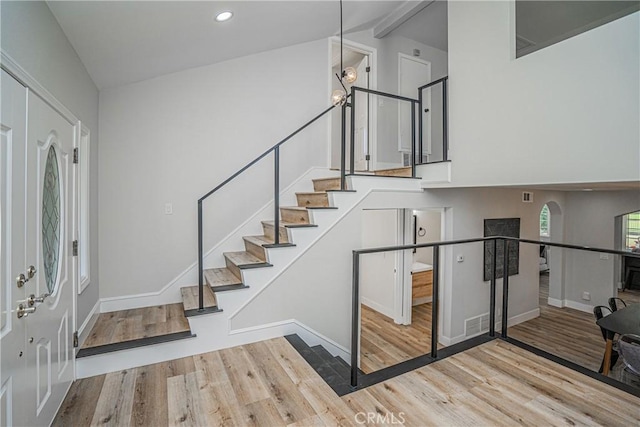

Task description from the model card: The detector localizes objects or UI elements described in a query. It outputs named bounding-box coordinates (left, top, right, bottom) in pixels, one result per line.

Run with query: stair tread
left=224, top=251, right=269, bottom=266
left=312, top=177, right=341, bottom=182
left=181, top=285, right=217, bottom=312
left=296, top=191, right=327, bottom=196
left=373, top=166, right=413, bottom=177
left=261, top=220, right=317, bottom=229
left=280, top=206, right=308, bottom=211
left=204, top=267, right=242, bottom=287
left=243, top=235, right=275, bottom=246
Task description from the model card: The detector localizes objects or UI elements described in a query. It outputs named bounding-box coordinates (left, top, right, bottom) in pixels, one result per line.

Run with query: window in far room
left=539, top=204, right=550, bottom=237
left=623, top=210, right=640, bottom=252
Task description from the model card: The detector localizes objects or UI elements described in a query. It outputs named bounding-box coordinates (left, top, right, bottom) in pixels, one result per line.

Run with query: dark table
left=596, top=304, right=640, bottom=375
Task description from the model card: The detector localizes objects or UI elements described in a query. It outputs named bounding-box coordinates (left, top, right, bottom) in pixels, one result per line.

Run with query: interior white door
left=1, top=69, right=30, bottom=427
left=23, top=91, right=76, bottom=426
left=352, top=57, right=370, bottom=171
left=398, top=55, right=431, bottom=161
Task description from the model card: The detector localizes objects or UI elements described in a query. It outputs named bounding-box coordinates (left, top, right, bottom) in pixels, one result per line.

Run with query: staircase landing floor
left=78, top=303, right=194, bottom=357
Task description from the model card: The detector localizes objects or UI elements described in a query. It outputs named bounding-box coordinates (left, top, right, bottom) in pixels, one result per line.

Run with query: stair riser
left=261, top=222, right=289, bottom=243
left=280, top=208, right=310, bottom=224
left=224, top=257, right=242, bottom=279
left=296, top=193, right=329, bottom=208
left=244, top=239, right=266, bottom=261
left=374, top=168, right=412, bottom=177
left=313, top=179, right=341, bottom=192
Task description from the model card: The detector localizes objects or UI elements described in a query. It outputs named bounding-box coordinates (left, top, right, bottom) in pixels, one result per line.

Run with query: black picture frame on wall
left=484, top=218, right=520, bottom=281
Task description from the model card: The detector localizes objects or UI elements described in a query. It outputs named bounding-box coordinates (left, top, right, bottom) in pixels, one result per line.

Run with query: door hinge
left=73, top=331, right=79, bottom=348
left=73, top=148, right=79, bottom=164
left=365, top=66, right=371, bottom=73
left=72, top=240, right=78, bottom=256
left=365, top=154, right=371, bottom=161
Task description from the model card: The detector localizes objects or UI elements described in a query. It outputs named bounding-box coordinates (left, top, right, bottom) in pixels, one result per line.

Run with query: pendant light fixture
left=332, top=0, right=357, bottom=106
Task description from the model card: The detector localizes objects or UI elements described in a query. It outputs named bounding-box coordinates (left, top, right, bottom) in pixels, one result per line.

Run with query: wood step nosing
left=210, top=283, right=250, bottom=293
left=75, top=331, right=196, bottom=358
left=184, top=307, right=223, bottom=318
left=237, top=262, right=272, bottom=270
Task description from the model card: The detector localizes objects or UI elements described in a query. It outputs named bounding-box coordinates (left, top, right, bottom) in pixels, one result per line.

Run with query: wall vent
left=465, top=313, right=490, bottom=338
left=522, top=192, right=533, bottom=203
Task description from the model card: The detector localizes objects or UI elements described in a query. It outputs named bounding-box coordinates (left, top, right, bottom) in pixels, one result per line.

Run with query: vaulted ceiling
left=47, top=1, right=408, bottom=89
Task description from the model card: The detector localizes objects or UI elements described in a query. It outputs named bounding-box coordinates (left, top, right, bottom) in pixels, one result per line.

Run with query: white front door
left=24, top=91, right=76, bottom=426
left=0, top=70, right=76, bottom=426
left=1, top=69, right=30, bottom=427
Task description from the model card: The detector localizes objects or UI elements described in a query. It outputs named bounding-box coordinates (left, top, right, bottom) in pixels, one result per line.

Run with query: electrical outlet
left=164, top=203, right=173, bottom=215
left=582, top=291, right=591, bottom=301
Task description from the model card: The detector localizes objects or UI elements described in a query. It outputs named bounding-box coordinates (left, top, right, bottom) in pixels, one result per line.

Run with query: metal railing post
left=274, top=146, right=280, bottom=245
left=350, top=88, right=356, bottom=174
left=489, top=238, right=497, bottom=337
left=198, top=200, right=204, bottom=311
left=351, top=251, right=360, bottom=388
left=501, top=239, right=510, bottom=338
left=431, top=244, right=440, bottom=358
left=442, top=78, right=448, bottom=161
left=418, top=89, right=423, bottom=162
left=341, top=101, right=347, bottom=190
left=411, top=101, right=416, bottom=177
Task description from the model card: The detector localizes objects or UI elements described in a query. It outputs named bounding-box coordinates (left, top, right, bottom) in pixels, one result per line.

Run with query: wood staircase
left=179, top=175, right=348, bottom=316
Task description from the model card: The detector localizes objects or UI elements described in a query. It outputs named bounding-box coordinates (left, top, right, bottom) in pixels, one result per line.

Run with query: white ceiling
left=389, top=0, right=447, bottom=52
left=47, top=1, right=404, bottom=90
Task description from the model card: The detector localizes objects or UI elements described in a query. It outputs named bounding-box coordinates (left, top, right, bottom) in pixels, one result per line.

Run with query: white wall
left=1, top=1, right=100, bottom=327
left=232, top=185, right=561, bottom=349
left=98, top=39, right=330, bottom=298
left=447, top=2, right=639, bottom=187
left=563, top=190, right=640, bottom=308
left=360, top=209, right=399, bottom=318
left=332, top=31, right=448, bottom=169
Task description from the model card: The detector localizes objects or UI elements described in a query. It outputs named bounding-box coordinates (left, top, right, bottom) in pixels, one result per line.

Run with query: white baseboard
left=77, top=300, right=100, bottom=344
left=547, top=297, right=564, bottom=308
left=361, top=298, right=395, bottom=320
left=507, top=307, right=540, bottom=327
left=564, top=300, right=593, bottom=313
left=439, top=333, right=466, bottom=346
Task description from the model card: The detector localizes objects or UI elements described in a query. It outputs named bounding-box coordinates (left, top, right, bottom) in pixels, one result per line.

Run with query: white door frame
left=327, top=37, right=378, bottom=171
left=398, top=53, right=431, bottom=164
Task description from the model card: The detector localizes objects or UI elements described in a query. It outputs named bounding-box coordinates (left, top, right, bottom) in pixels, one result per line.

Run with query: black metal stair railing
left=196, top=104, right=337, bottom=311
left=349, top=236, right=640, bottom=390
left=197, top=77, right=450, bottom=312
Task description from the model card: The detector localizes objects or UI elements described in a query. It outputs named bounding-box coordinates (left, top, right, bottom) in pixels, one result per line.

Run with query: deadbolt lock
left=27, top=265, right=37, bottom=279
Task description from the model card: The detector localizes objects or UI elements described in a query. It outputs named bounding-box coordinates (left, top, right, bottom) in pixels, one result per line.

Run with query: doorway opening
left=358, top=207, right=444, bottom=374
left=329, top=39, right=376, bottom=172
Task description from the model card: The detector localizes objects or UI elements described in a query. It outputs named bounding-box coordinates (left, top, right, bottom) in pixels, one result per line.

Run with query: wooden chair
left=608, top=297, right=627, bottom=312
left=593, top=305, right=619, bottom=373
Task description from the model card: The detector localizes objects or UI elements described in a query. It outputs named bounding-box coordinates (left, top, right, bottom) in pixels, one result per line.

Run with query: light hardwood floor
left=81, top=303, right=190, bottom=349
left=54, top=337, right=640, bottom=426
left=360, top=303, right=442, bottom=374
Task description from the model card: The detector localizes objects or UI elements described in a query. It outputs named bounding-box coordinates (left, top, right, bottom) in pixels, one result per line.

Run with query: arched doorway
left=539, top=201, right=564, bottom=306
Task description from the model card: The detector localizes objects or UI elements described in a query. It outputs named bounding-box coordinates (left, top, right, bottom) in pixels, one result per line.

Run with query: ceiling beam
left=373, top=0, right=435, bottom=39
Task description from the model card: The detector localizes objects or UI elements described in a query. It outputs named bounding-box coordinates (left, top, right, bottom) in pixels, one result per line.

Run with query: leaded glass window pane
left=42, top=146, right=61, bottom=293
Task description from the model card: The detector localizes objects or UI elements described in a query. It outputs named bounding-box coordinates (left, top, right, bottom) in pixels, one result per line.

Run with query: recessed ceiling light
left=582, top=188, right=594, bottom=191
left=215, top=11, right=233, bottom=22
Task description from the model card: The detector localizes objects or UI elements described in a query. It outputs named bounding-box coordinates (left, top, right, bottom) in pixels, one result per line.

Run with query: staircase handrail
left=197, top=102, right=339, bottom=312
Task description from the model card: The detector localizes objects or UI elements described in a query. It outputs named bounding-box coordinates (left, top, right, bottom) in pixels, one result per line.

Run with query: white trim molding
left=0, top=50, right=78, bottom=125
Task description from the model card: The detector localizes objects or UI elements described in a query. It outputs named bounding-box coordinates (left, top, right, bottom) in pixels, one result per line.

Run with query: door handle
left=27, top=265, right=37, bottom=279
left=27, top=293, right=49, bottom=307
left=16, top=273, right=27, bottom=288
left=17, top=303, right=36, bottom=319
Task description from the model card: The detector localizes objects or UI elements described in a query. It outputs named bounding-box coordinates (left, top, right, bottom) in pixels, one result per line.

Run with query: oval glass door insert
left=42, top=146, right=61, bottom=294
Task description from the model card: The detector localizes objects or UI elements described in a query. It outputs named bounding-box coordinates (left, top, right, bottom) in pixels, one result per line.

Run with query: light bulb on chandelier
left=342, top=66, right=357, bottom=84
left=331, top=89, right=347, bottom=107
